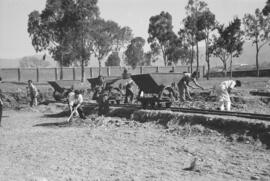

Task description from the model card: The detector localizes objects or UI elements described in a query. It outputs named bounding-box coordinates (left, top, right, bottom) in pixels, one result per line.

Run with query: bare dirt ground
left=0, top=104, right=269, bottom=181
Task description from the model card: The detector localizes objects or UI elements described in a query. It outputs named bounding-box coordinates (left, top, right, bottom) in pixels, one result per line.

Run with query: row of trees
left=146, top=0, right=270, bottom=79
left=28, top=0, right=133, bottom=82
left=28, top=0, right=270, bottom=81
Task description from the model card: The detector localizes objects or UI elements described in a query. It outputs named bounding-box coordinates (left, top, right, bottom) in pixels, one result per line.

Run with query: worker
left=124, top=80, right=134, bottom=103
left=97, top=75, right=106, bottom=89
left=27, top=80, right=38, bottom=107
left=68, top=90, right=86, bottom=119
left=93, top=76, right=106, bottom=101
left=122, top=68, right=130, bottom=79
left=214, top=80, right=241, bottom=111
left=97, top=89, right=110, bottom=116
left=177, top=71, right=204, bottom=102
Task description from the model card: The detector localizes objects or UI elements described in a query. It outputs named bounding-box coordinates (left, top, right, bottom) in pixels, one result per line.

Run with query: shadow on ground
left=43, top=111, right=70, bottom=118
left=33, top=121, right=71, bottom=127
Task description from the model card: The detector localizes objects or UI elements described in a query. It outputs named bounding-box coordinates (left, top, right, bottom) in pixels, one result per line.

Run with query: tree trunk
left=205, top=38, right=209, bottom=80
left=60, top=54, right=63, bottom=80
left=196, top=42, right=199, bottom=78
left=190, top=45, right=194, bottom=73
left=162, top=47, right=167, bottom=66
left=256, top=42, right=260, bottom=77
left=230, top=54, right=233, bottom=79
left=98, top=59, right=101, bottom=76
left=223, top=61, right=227, bottom=77
left=81, top=58, right=85, bottom=82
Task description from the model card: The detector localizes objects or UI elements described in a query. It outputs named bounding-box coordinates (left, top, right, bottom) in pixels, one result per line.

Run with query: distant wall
left=207, top=69, right=270, bottom=77
left=0, top=66, right=205, bottom=82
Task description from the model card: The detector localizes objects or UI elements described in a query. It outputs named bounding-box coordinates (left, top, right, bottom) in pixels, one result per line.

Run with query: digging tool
left=66, top=109, right=77, bottom=122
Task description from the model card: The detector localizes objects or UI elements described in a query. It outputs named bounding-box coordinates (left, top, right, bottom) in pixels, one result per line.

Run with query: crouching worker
left=27, top=80, right=38, bottom=107
left=177, top=71, right=204, bottom=102
left=214, top=80, right=241, bottom=111
left=68, top=90, right=86, bottom=120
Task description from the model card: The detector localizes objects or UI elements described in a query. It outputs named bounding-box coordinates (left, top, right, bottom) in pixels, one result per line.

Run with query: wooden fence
left=0, top=66, right=205, bottom=82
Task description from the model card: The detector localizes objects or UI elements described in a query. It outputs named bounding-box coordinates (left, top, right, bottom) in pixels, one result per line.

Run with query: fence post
left=140, top=66, right=143, bottom=74
left=107, top=67, right=110, bottom=76
left=36, top=68, right=39, bottom=82
left=55, top=68, right=58, bottom=80
left=187, top=66, right=190, bottom=73
left=90, top=67, right=93, bottom=78
left=73, top=67, right=76, bottom=80
left=203, top=66, right=205, bottom=78
left=172, top=66, right=175, bottom=73
left=156, top=66, right=159, bottom=73
left=18, top=68, right=21, bottom=82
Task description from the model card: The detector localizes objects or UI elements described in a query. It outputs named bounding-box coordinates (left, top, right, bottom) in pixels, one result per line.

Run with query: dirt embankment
left=0, top=106, right=270, bottom=181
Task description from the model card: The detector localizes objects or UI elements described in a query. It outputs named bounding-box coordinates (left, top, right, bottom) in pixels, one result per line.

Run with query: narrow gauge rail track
left=84, top=102, right=270, bottom=121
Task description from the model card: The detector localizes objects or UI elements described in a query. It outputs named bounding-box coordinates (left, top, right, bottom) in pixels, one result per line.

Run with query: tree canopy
left=105, top=52, right=121, bottom=66
left=243, top=8, right=270, bottom=76
left=125, top=37, right=146, bottom=68
left=28, top=0, right=100, bottom=81
left=148, top=11, right=177, bottom=66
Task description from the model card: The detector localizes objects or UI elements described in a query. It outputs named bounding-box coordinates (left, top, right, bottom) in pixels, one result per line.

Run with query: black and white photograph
left=0, top=0, right=270, bottom=180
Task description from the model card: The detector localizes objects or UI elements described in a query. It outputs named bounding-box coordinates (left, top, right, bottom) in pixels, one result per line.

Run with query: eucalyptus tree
left=90, top=19, right=123, bottom=75
left=184, top=0, right=208, bottom=75
left=243, top=8, right=270, bottom=76
left=28, top=0, right=99, bottom=81
left=263, top=0, right=270, bottom=15
left=148, top=11, right=176, bottom=66
left=197, top=9, right=216, bottom=79
left=210, top=19, right=244, bottom=78
left=178, top=28, right=195, bottom=72
left=225, top=18, right=244, bottom=78
left=209, top=27, right=231, bottom=77
left=125, top=37, right=146, bottom=68
left=105, top=52, right=121, bottom=66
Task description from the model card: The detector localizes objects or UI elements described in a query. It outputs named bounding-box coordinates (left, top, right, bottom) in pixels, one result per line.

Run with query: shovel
left=66, top=109, right=77, bottom=122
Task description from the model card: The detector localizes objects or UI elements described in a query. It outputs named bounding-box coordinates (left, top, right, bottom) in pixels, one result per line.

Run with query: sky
left=0, top=0, right=267, bottom=59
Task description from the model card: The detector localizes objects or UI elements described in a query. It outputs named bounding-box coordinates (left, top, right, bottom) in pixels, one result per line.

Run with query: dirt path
left=0, top=106, right=269, bottom=181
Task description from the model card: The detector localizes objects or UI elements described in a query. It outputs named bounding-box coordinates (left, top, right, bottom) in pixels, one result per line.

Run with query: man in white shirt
left=68, top=90, right=86, bottom=119
left=214, top=80, right=241, bottom=111
left=27, top=80, right=38, bottom=107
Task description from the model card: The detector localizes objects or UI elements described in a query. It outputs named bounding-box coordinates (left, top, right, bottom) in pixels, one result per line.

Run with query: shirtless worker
left=177, top=71, right=204, bottom=102
left=214, top=80, right=241, bottom=111
left=68, top=90, right=86, bottom=120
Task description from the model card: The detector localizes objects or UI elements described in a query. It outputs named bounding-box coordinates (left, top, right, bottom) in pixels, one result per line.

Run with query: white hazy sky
left=0, top=0, right=267, bottom=59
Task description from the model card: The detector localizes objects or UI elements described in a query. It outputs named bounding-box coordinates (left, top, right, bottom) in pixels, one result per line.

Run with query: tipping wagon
left=131, top=73, right=180, bottom=108
left=87, top=76, right=132, bottom=105
left=48, top=80, right=81, bottom=101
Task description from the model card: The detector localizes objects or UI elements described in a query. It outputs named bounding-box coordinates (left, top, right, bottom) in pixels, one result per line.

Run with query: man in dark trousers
left=177, top=71, right=204, bottom=101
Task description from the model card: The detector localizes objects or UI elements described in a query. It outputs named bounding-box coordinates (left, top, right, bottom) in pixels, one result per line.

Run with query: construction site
left=0, top=74, right=269, bottom=181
